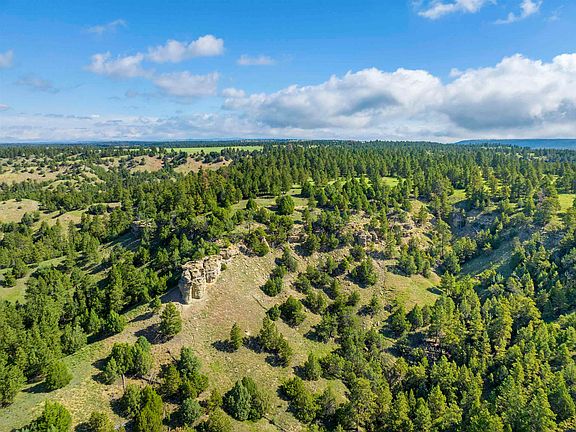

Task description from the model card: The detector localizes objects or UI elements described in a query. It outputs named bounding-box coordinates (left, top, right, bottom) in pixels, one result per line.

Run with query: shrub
left=45, top=361, right=72, bottom=391
left=280, top=296, right=306, bottom=327
left=261, top=276, right=283, bottom=296
left=86, top=411, right=114, bottom=432
left=180, top=397, right=202, bottom=426
left=201, top=408, right=232, bottom=432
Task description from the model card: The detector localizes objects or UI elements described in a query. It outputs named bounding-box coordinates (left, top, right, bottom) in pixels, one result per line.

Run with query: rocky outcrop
left=179, top=246, right=239, bottom=303
left=355, top=231, right=378, bottom=246
left=131, top=219, right=155, bottom=235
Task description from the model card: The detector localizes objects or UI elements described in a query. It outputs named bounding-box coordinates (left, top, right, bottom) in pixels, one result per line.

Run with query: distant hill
left=458, top=139, right=576, bottom=150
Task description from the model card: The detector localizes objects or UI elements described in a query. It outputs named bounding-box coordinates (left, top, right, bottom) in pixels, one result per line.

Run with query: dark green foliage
left=0, top=359, right=25, bottom=406
left=350, top=258, right=377, bottom=286
left=303, top=233, right=320, bottom=255
left=25, top=400, right=71, bottom=432
left=120, top=384, right=142, bottom=418
left=159, top=302, right=182, bottom=339
left=45, top=360, right=72, bottom=391
left=280, top=296, right=306, bottom=327
left=160, top=364, right=181, bottom=398
left=261, top=276, right=283, bottom=296
left=366, top=292, right=382, bottom=316
left=279, top=246, right=298, bottom=272
left=103, top=311, right=126, bottom=335
left=86, top=411, right=114, bottom=432
left=200, top=408, right=232, bottom=432
left=3, top=269, right=16, bottom=287
left=103, top=337, right=152, bottom=383
left=245, top=229, right=269, bottom=256
left=149, top=296, right=162, bottom=314
left=267, top=304, right=281, bottom=320
left=280, top=377, right=318, bottom=423
left=350, top=245, right=366, bottom=261
left=230, top=322, right=243, bottom=351
left=302, top=353, right=322, bottom=381
left=133, top=386, right=164, bottom=432
left=224, top=377, right=268, bottom=421
left=276, top=194, right=295, bottom=215
left=257, top=316, right=293, bottom=366
left=389, top=304, right=410, bottom=337
left=61, top=323, right=87, bottom=355
left=4, top=142, right=576, bottom=430
left=407, top=304, right=424, bottom=329
left=180, top=397, right=202, bottom=426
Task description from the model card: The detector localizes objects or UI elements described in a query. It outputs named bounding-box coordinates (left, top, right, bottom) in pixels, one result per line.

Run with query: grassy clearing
left=168, top=146, right=263, bottom=154
left=382, top=176, right=400, bottom=187
left=174, top=157, right=231, bottom=174
left=450, top=189, right=467, bottom=204
left=559, top=193, right=576, bottom=212
left=0, top=199, right=41, bottom=223
left=1, top=244, right=440, bottom=430
left=461, top=236, right=517, bottom=277
left=0, top=256, right=66, bottom=303
left=233, top=187, right=308, bottom=217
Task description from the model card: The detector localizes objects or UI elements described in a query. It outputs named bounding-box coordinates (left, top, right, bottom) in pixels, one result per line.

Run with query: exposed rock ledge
left=178, top=246, right=239, bottom=303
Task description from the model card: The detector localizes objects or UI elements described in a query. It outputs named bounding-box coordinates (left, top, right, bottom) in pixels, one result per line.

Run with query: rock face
left=179, top=246, right=239, bottom=303
left=354, top=230, right=379, bottom=247
left=131, top=219, right=155, bottom=236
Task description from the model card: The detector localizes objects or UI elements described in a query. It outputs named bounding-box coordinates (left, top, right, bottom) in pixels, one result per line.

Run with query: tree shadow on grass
left=91, top=357, right=110, bottom=384
left=131, top=310, right=153, bottom=323
left=212, top=339, right=234, bottom=353
left=24, top=380, right=48, bottom=394
left=134, top=323, right=162, bottom=345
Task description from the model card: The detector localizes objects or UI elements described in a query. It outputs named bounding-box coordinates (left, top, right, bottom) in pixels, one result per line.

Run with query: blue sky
left=0, top=0, right=575, bottom=142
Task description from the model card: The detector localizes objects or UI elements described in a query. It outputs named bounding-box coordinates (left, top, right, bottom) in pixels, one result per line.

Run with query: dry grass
left=0, top=199, right=40, bottom=223
left=1, top=243, right=440, bottom=431
left=130, top=156, right=164, bottom=173
left=174, top=156, right=231, bottom=174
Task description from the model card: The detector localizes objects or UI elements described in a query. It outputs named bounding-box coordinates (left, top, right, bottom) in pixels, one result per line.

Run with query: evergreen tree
left=45, top=360, right=72, bottom=391
left=230, top=322, right=243, bottom=351
left=159, top=302, right=182, bottom=339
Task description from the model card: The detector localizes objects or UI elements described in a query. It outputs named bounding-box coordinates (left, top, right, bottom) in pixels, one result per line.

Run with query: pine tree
left=302, top=352, right=322, bottom=381
left=230, top=322, right=243, bottom=351
left=159, top=302, right=182, bottom=339
left=45, top=360, right=72, bottom=391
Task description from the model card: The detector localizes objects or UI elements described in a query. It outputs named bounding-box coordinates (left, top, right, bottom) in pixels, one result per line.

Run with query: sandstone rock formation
left=131, top=219, right=155, bottom=236
left=179, top=246, right=239, bottom=303
left=354, top=230, right=379, bottom=247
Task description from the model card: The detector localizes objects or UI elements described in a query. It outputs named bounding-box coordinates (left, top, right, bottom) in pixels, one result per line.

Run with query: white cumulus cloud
left=86, top=19, right=127, bottom=35
left=152, top=71, right=219, bottom=98
left=418, top=0, right=493, bottom=19
left=87, top=52, right=148, bottom=78
left=147, top=35, right=224, bottom=63
left=223, top=52, right=576, bottom=139
left=496, top=0, right=543, bottom=24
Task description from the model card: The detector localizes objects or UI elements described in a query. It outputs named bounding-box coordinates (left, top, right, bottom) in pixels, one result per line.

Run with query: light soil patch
left=174, top=157, right=231, bottom=174
left=0, top=168, right=60, bottom=184
left=0, top=199, right=40, bottom=223
left=130, top=156, right=164, bottom=173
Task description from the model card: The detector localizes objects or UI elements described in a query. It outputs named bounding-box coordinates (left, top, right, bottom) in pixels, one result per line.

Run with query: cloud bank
left=4, top=52, right=576, bottom=142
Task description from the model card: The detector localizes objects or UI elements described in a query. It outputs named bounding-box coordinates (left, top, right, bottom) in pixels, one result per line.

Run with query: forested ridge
left=2, top=141, right=576, bottom=431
